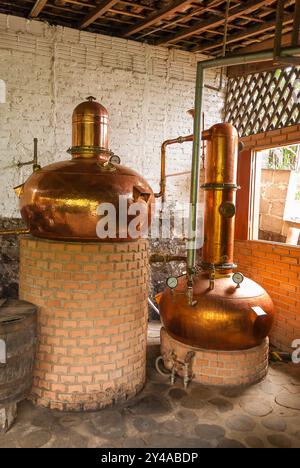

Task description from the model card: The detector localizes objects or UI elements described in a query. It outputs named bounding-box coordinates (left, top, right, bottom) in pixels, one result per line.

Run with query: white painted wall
left=0, top=14, right=225, bottom=218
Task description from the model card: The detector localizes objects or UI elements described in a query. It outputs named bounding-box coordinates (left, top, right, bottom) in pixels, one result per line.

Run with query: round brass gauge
left=166, top=276, right=178, bottom=289
left=232, top=272, right=244, bottom=286
left=219, top=201, right=236, bottom=218
left=109, top=154, right=121, bottom=164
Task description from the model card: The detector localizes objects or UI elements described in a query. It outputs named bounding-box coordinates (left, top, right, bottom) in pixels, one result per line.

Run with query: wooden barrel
left=0, top=299, right=37, bottom=406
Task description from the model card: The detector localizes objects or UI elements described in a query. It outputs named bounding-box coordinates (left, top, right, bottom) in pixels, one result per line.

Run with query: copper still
left=159, top=123, right=274, bottom=351
left=15, top=97, right=154, bottom=242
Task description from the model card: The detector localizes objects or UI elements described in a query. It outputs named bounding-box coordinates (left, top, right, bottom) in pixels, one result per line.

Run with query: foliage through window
left=252, top=144, right=300, bottom=246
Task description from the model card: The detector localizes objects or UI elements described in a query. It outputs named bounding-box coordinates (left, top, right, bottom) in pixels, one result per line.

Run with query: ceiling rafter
left=79, top=0, right=119, bottom=29
left=156, top=0, right=276, bottom=45
left=193, top=13, right=295, bottom=53
left=0, top=0, right=296, bottom=55
left=121, top=0, right=195, bottom=38
left=29, top=0, right=48, bottom=18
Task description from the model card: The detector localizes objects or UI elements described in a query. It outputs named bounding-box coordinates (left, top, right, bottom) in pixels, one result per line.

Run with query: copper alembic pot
left=159, top=123, right=274, bottom=351
left=15, top=97, right=154, bottom=241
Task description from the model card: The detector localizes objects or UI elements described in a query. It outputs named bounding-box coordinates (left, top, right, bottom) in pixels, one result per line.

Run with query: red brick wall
left=241, top=124, right=300, bottom=150
left=19, top=237, right=149, bottom=411
left=235, top=240, right=300, bottom=352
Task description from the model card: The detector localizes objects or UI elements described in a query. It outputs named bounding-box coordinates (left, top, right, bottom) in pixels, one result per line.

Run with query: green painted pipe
left=187, top=45, right=300, bottom=292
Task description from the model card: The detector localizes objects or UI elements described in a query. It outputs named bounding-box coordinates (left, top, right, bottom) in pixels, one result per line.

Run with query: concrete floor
left=1, top=323, right=300, bottom=449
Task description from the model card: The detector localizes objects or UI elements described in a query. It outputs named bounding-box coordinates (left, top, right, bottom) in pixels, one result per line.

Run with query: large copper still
left=159, top=123, right=274, bottom=351
left=15, top=97, right=154, bottom=242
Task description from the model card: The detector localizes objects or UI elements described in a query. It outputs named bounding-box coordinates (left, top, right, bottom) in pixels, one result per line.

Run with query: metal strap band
left=201, top=183, right=240, bottom=190
left=200, top=262, right=237, bottom=270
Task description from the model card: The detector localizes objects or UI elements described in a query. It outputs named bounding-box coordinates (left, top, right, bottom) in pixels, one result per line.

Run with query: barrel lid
left=0, top=299, right=37, bottom=325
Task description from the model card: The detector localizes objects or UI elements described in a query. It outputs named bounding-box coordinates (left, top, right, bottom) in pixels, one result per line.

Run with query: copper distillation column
left=159, top=122, right=274, bottom=352
left=201, top=123, right=239, bottom=278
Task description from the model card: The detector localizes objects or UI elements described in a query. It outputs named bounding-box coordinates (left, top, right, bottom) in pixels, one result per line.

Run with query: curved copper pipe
left=155, top=130, right=210, bottom=204
left=154, top=135, right=193, bottom=203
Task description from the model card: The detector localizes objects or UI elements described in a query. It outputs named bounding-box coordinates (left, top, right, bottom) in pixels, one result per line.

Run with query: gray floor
left=1, top=323, right=300, bottom=449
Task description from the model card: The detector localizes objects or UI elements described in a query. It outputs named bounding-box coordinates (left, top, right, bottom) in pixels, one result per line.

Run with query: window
left=0, top=79, right=6, bottom=103
left=251, top=144, right=300, bottom=245
left=0, top=339, right=6, bottom=364
left=284, top=171, right=300, bottom=224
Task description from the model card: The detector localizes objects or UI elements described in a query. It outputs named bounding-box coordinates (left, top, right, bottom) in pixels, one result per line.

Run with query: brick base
left=161, top=327, right=269, bottom=387
left=19, top=236, right=149, bottom=411
left=234, top=240, right=300, bottom=353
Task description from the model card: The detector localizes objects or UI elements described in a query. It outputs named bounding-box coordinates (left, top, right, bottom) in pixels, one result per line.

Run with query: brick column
left=19, top=236, right=149, bottom=411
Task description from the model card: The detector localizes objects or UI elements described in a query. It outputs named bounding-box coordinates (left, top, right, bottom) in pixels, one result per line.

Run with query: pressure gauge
left=232, top=272, right=244, bottom=287
left=109, top=154, right=121, bottom=165
left=166, top=276, right=178, bottom=289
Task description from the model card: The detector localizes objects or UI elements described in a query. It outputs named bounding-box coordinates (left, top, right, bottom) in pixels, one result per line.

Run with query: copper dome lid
left=71, top=96, right=109, bottom=157
left=16, top=97, right=154, bottom=242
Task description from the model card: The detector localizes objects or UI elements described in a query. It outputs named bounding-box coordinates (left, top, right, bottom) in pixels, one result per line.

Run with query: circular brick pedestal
left=161, top=327, right=269, bottom=387
left=19, top=236, right=149, bottom=411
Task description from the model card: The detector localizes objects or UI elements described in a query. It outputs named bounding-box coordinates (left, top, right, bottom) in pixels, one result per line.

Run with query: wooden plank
left=193, top=14, right=294, bottom=53
left=29, top=0, right=48, bottom=18
left=156, top=0, right=276, bottom=46
left=79, top=0, right=118, bottom=29
left=136, top=0, right=224, bottom=40
left=121, top=0, right=194, bottom=38
left=292, top=0, right=300, bottom=46
left=273, top=0, right=285, bottom=60
left=228, top=30, right=300, bottom=77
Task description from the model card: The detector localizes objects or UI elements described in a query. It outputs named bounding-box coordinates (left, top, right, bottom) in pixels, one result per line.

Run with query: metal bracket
left=17, top=138, right=41, bottom=172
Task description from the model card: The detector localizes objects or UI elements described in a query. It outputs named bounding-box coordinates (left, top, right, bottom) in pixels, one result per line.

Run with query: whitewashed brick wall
left=0, top=14, right=225, bottom=218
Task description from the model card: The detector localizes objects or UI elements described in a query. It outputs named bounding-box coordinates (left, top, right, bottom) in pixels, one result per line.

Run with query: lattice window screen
left=225, top=67, right=300, bottom=137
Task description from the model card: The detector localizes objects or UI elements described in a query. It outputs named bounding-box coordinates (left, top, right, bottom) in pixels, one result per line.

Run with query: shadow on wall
left=0, top=79, right=5, bottom=103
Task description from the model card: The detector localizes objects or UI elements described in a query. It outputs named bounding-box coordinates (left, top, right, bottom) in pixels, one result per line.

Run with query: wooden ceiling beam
left=227, top=29, right=300, bottom=77
left=135, top=0, right=224, bottom=40
left=193, top=13, right=294, bottom=53
left=29, top=0, right=48, bottom=18
left=79, top=0, right=118, bottom=29
left=156, top=0, right=276, bottom=45
left=121, top=0, right=195, bottom=38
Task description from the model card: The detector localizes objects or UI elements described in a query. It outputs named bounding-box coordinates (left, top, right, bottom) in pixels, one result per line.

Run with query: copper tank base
left=160, top=327, right=269, bottom=388
left=159, top=273, right=274, bottom=351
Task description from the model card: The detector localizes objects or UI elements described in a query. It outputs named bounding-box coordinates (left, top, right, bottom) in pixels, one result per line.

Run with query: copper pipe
left=150, top=253, right=187, bottom=264
left=155, top=129, right=211, bottom=203
left=0, top=229, right=30, bottom=236
left=201, top=123, right=239, bottom=273
left=154, top=135, right=193, bottom=202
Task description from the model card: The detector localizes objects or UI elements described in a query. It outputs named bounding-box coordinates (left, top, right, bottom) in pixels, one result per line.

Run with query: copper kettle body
left=16, top=97, right=154, bottom=242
